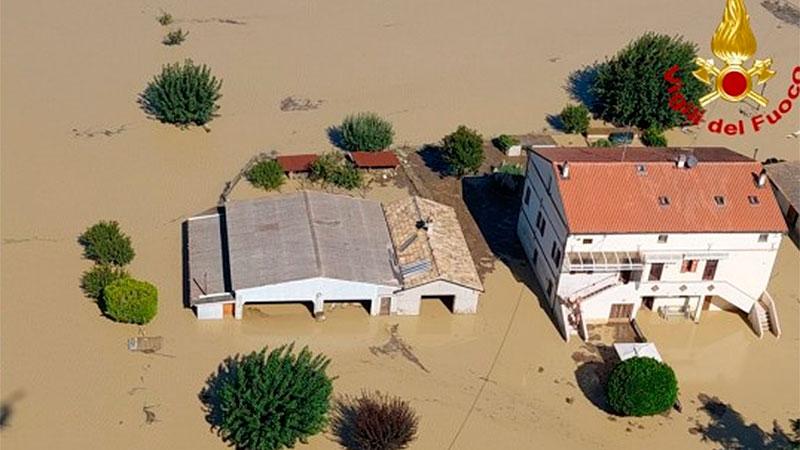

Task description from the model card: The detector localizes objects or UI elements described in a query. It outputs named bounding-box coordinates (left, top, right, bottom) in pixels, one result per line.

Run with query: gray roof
left=224, top=191, right=400, bottom=290
left=765, top=161, right=800, bottom=208
left=186, top=213, right=231, bottom=305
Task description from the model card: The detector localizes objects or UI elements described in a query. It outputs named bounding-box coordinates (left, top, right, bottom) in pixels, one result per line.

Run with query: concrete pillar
left=313, top=293, right=325, bottom=321
left=234, top=299, right=244, bottom=320
left=692, top=296, right=703, bottom=323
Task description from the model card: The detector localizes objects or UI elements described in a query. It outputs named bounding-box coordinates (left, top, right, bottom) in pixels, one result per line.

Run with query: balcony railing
left=565, top=251, right=644, bottom=272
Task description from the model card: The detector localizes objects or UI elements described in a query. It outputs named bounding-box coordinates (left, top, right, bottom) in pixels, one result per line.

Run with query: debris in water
left=369, top=324, right=429, bottom=373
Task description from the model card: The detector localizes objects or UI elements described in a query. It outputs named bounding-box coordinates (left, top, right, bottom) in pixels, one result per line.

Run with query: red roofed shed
left=348, top=151, right=400, bottom=169
left=276, top=154, right=318, bottom=174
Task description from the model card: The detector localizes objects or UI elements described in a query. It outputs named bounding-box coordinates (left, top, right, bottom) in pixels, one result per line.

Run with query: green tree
left=560, top=104, right=590, bottom=134
left=590, top=138, right=613, bottom=147
left=442, top=125, right=484, bottom=177
left=607, top=357, right=678, bottom=417
left=78, top=221, right=135, bottom=266
left=103, top=277, right=158, bottom=324
left=310, top=152, right=363, bottom=190
left=340, top=113, right=394, bottom=152
left=141, top=59, right=222, bottom=126
left=591, top=33, right=706, bottom=129
left=80, top=265, right=129, bottom=302
left=246, top=159, right=285, bottom=191
left=641, top=126, right=668, bottom=146
left=492, top=134, right=519, bottom=153
left=206, top=345, right=334, bottom=450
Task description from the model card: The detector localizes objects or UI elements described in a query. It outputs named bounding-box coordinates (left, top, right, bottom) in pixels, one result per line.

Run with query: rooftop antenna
left=752, top=147, right=759, bottom=161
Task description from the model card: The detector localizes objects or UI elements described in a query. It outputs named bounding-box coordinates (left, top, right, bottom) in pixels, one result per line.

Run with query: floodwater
left=2, top=0, right=799, bottom=448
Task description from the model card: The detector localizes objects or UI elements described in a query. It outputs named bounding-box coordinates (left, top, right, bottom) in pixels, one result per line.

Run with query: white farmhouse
left=516, top=147, right=787, bottom=341
left=185, top=191, right=482, bottom=320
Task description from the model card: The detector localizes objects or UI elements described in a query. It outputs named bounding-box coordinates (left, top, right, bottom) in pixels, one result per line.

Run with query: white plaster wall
left=579, top=283, right=642, bottom=322
left=196, top=303, right=223, bottom=320
left=393, top=281, right=480, bottom=315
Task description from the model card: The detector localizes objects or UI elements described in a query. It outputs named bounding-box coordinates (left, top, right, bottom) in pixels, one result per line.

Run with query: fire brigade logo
left=693, top=0, right=775, bottom=107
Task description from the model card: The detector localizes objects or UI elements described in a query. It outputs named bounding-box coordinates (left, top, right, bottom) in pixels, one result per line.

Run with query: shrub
left=163, top=28, right=188, bottom=46
left=591, top=32, right=707, bottom=129
left=246, top=159, right=285, bottom=191
left=310, top=152, right=362, bottom=190
left=339, top=113, right=394, bottom=152
left=492, top=134, right=519, bottom=152
left=157, top=11, right=173, bottom=26
left=641, top=126, right=668, bottom=146
left=141, top=59, right=222, bottom=126
left=207, top=345, right=333, bottom=450
left=78, top=221, right=135, bottom=266
left=496, top=161, right=524, bottom=176
left=103, top=278, right=158, bottom=324
left=609, top=131, right=634, bottom=145
left=81, top=265, right=129, bottom=301
left=590, top=138, right=613, bottom=147
left=607, top=357, right=678, bottom=417
left=560, top=104, right=590, bottom=134
left=442, top=125, right=484, bottom=177
left=332, top=391, right=419, bottom=450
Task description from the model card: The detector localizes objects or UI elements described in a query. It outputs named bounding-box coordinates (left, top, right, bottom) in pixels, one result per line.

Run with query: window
left=546, top=279, right=553, bottom=298
left=748, top=195, right=760, bottom=205
left=536, top=211, right=546, bottom=235
left=657, top=234, right=668, bottom=243
left=524, top=186, right=532, bottom=206
left=554, top=249, right=562, bottom=267
left=532, top=248, right=539, bottom=265
left=758, top=233, right=768, bottom=242
left=648, top=263, right=664, bottom=281
left=550, top=241, right=557, bottom=258
left=713, top=195, right=726, bottom=207
left=582, top=238, right=593, bottom=244
left=658, top=196, right=670, bottom=206
left=703, top=259, right=718, bottom=281
left=681, top=259, right=699, bottom=273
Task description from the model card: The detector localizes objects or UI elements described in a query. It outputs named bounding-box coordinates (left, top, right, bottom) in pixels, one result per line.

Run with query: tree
left=340, top=113, right=394, bottom=152
left=206, top=345, right=333, bottom=450
left=141, top=59, right=222, bottom=126
left=78, top=221, right=135, bottom=266
left=641, top=126, right=668, bottom=146
left=492, top=134, right=519, bottom=153
left=442, top=125, right=484, bottom=177
left=80, top=264, right=129, bottom=302
left=590, top=138, right=613, bottom=147
left=103, top=277, right=158, bottom=324
left=560, top=104, right=590, bottom=134
left=591, top=33, right=707, bottom=129
left=310, top=152, right=363, bottom=190
left=331, top=391, right=419, bottom=450
left=246, top=159, right=285, bottom=191
left=607, top=357, right=678, bottom=417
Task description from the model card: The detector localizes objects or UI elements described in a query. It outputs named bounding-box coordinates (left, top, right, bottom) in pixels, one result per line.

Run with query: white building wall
left=393, top=281, right=479, bottom=315
left=234, top=277, right=397, bottom=319
left=196, top=303, right=224, bottom=320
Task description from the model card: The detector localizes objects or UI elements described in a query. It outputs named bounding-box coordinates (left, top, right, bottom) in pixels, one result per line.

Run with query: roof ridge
left=412, top=196, right=442, bottom=280
left=302, top=190, right=324, bottom=277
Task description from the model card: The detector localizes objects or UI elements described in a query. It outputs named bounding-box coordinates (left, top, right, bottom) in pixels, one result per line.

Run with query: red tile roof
left=276, top=154, right=317, bottom=173
left=535, top=147, right=787, bottom=234
left=348, top=151, right=400, bottom=169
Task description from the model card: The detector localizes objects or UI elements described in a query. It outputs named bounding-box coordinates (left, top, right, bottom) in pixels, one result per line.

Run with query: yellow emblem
left=693, top=0, right=775, bottom=107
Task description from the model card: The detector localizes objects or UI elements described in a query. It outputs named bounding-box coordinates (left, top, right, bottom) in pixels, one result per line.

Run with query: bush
left=340, top=113, right=394, bottom=152
left=157, top=11, right=173, bottom=26
left=81, top=265, right=129, bottom=301
left=496, top=161, right=524, bottom=176
left=163, top=28, right=188, bottom=46
left=310, top=152, right=362, bottom=190
left=609, top=131, right=634, bottom=145
left=492, top=134, right=519, bottom=152
left=442, top=125, right=484, bottom=177
left=560, top=104, right=590, bottom=134
left=607, top=357, right=678, bottom=417
left=103, top=278, right=158, bottom=324
left=78, top=221, right=135, bottom=266
left=208, top=345, right=333, bottom=450
left=590, top=138, right=613, bottom=147
left=591, top=32, right=707, bottom=129
left=332, top=391, right=419, bottom=450
left=641, top=126, right=668, bottom=146
left=246, top=159, right=285, bottom=191
left=141, top=59, right=222, bottom=126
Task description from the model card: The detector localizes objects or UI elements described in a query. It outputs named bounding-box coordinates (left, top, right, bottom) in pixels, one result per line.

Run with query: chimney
left=561, top=161, right=570, bottom=179
left=676, top=154, right=687, bottom=169
left=757, top=170, right=768, bottom=188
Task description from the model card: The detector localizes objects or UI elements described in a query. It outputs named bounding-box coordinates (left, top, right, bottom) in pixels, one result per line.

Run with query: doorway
left=379, top=297, right=391, bottom=315
left=609, top=303, right=634, bottom=321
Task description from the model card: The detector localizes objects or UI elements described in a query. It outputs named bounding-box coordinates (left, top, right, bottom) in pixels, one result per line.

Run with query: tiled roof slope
left=533, top=147, right=786, bottom=234
left=383, top=197, right=483, bottom=291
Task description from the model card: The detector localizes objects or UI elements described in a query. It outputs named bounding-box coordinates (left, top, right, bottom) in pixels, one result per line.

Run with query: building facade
left=517, top=147, right=786, bottom=341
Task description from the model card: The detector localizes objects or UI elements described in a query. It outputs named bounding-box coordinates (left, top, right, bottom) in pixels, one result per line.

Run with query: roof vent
left=757, top=170, right=768, bottom=188
left=658, top=196, right=671, bottom=207
left=714, top=195, right=726, bottom=207
left=560, top=161, right=570, bottom=179
left=686, top=155, right=698, bottom=168
left=636, top=164, right=647, bottom=175
left=676, top=154, right=687, bottom=169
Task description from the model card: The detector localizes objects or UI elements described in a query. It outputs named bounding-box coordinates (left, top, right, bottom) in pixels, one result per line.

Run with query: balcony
left=565, top=251, right=644, bottom=272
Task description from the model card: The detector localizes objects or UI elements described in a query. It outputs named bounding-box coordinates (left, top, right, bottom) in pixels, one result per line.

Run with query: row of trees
left=79, top=221, right=158, bottom=324
left=205, top=344, right=419, bottom=450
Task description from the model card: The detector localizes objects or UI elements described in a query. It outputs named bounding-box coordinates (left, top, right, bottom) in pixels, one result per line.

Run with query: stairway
left=757, top=298, right=780, bottom=337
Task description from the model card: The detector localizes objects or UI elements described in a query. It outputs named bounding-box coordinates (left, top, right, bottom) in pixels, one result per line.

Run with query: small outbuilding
left=764, top=160, right=800, bottom=244
left=347, top=151, right=401, bottom=170
left=276, top=154, right=318, bottom=177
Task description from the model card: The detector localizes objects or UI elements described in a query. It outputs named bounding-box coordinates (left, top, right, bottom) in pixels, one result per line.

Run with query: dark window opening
left=524, top=186, right=532, bottom=206
left=649, top=263, right=664, bottom=281
left=702, top=259, right=718, bottom=281
left=681, top=259, right=699, bottom=273
left=758, top=233, right=768, bottom=242
left=532, top=248, right=539, bottom=265
left=658, top=234, right=668, bottom=243
left=714, top=195, right=726, bottom=207
left=582, top=238, right=593, bottom=244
